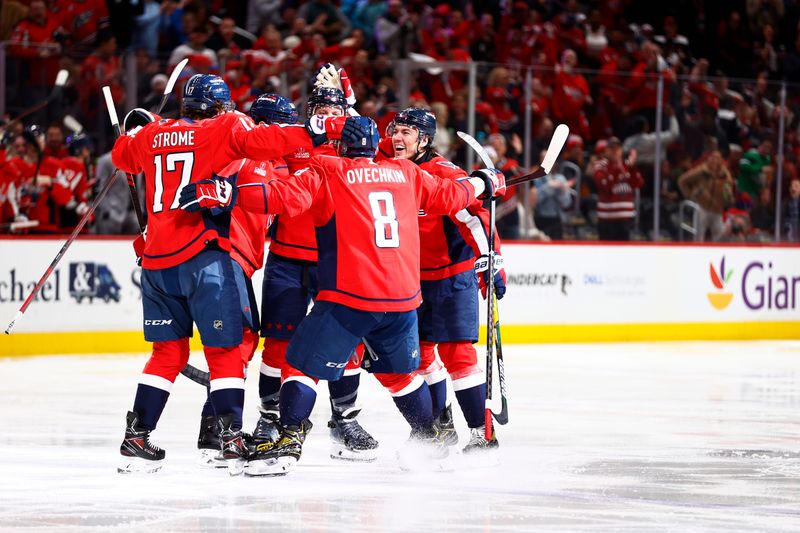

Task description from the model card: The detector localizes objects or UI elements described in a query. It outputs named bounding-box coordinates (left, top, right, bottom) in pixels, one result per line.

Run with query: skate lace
left=147, top=436, right=163, bottom=452
left=339, top=419, right=375, bottom=444
left=133, top=432, right=162, bottom=453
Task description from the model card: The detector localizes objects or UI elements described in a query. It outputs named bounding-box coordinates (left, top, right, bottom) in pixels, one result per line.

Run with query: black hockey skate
left=244, top=420, right=312, bottom=477
left=118, top=411, right=165, bottom=474
left=397, top=425, right=453, bottom=472
left=218, top=414, right=249, bottom=476
left=251, top=402, right=281, bottom=447
left=433, top=404, right=458, bottom=446
left=197, top=415, right=226, bottom=468
left=462, top=426, right=499, bottom=454
left=328, top=407, right=379, bottom=462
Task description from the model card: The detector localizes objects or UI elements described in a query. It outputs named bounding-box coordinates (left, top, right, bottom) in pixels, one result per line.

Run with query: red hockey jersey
left=111, top=112, right=317, bottom=269
left=241, top=155, right=478, bottom=312
left=375, top=139, right=498, bottom=281
left=594, top=158, right=644, bottom=220
left=266, top=144, right=335, bottom=262
left=224, top=158, right=273, bottom=277
left=50, top=157, right=89, bottom=207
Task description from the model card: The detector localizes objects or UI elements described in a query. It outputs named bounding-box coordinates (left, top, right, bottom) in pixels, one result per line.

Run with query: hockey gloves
left=132, top=226, right=147, bottom=265
left=475, top=253, right=507, bottom=300
left=179, top=178, right=236, bottom=213
left=471, top=168, right=507, bottom=201
left=314, top=63, right=356, bottom=106
left=123, top=108, right=157, bottom=135
left=306, top=116, right=367, bottom=147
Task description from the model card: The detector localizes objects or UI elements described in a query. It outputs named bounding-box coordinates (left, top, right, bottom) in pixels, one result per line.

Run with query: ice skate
left=328, top=407, right=379, bottom=461
left=397, top=426, right=453, bottom=472
left=251, top=402, right=280, bottom=447
left=197, top=415, right=226, bottom=468
left=433, top=404, right=458, bottom=446
left=463, top=425, right=499, bottom=454
left=118, top=411, right=165, bottom=474
left=245, top=421, right=310, bottom=477
left=217, top=414, right=248, bottom=476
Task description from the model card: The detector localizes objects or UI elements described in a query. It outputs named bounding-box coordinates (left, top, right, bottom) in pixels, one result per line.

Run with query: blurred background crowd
left=1, top=0, right=799, bottom=243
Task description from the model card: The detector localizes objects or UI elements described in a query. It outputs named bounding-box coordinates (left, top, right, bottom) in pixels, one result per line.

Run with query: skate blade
left=197, top=448, right=227, bottom=469
left=227, top=457, right=246, bottom=476
left=244, top=456, right=296, bottom=477
left=117, top=456, right=163, bottom=474
left=330, top=444, right=378, bottom=462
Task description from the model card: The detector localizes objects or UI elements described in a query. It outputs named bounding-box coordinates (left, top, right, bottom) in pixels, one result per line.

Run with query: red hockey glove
left=471, top=168, right=507, bottom=201
left=132, top=230, right=146, bottom=266
left=178, top=178, right=236, bottom=212
left=475, top=253, right=507, bottom=300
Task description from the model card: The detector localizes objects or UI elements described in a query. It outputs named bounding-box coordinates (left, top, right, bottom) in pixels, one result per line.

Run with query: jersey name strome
left=152, top=130, right=196, bottom=149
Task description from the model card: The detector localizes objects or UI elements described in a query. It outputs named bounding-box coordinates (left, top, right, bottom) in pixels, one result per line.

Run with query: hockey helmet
left=341, top=116, right=380, bottom=158
left=66, top=132, right=93, bottom=157
left=250, top=93, right=299, bottom=125
left=22, top=124, right=44, bottom=149
left=387, top=107, right=437, bottom=149
left=182, top=74, right=233, bottom=114
left=306, top=86, right=347, bottom=118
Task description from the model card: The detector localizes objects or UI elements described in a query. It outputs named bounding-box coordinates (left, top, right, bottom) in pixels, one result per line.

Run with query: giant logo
left=69, top=262, right=121, bottom=304
left=707, top=256, right=733, bottom=310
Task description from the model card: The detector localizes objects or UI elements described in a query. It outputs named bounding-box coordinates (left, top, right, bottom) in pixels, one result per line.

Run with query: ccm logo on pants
left=145, top=319, right=173, bottom=326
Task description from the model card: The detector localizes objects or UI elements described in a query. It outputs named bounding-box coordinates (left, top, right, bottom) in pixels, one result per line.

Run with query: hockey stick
left=5, top=166, right=122, bottom=334
left=504, top=124, right=570, bottom=188
left=156, top=58, right=188, bottom=117
left=102, top=59, right=189, bottom=233
left=13, top=69, right=69, bottom=123
left=63, top=115, right=83, bottom=134
left=457, top=125, right=569, bottom=434
left=103, top=86, right=146, bottom=231
left=456, top=131, right=507, bottom=436
left=180, top=363, right=210, bottom=388
left=0, top=219, right=39, bottom=231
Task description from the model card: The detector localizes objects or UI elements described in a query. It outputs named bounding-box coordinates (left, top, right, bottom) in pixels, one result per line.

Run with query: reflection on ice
left=1, top=341, right=799, bottom=531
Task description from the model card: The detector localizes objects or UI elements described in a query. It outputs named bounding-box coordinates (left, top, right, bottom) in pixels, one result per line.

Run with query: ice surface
left=1, top=341, right=800, bottom=532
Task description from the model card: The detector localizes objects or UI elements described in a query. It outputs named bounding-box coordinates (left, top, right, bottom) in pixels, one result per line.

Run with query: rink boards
left=0, top=237, right=798, bottom=355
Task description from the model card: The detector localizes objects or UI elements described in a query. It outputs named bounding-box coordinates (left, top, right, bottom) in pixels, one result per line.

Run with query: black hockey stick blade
left=180, top=364, right=210, bottom=388
left=490, top=293, right=509, bottom=425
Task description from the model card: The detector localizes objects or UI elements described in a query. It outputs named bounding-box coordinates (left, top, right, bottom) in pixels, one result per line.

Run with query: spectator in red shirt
left=551, top=49, right=592, bottom=140
left=626, top=41, right=675, bottom=124
left=594, top=137, right=644, bottom=241
left=8, top=0, right=62, bottom=124
left=54, top=0, right=109, bottom=48
left=79, top=29, right=124, bottom=123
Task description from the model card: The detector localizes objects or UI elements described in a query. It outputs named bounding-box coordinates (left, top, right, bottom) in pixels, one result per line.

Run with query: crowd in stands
left=1, top=0, right=800, bottom=242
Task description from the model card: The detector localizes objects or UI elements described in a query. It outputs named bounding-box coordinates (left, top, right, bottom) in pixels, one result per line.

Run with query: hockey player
left=111, top=73, right=367, bottom=474
left=383, top=107, right=506, bottom=453
left=224, top=116, right=506, bottom=475
left=194, top=94, right=289, bottom=466
left=254, top=87, right=379, bottom=461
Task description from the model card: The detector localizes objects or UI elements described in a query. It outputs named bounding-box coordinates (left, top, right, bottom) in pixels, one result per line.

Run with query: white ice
left=1, top=341, right=800, bottom=532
